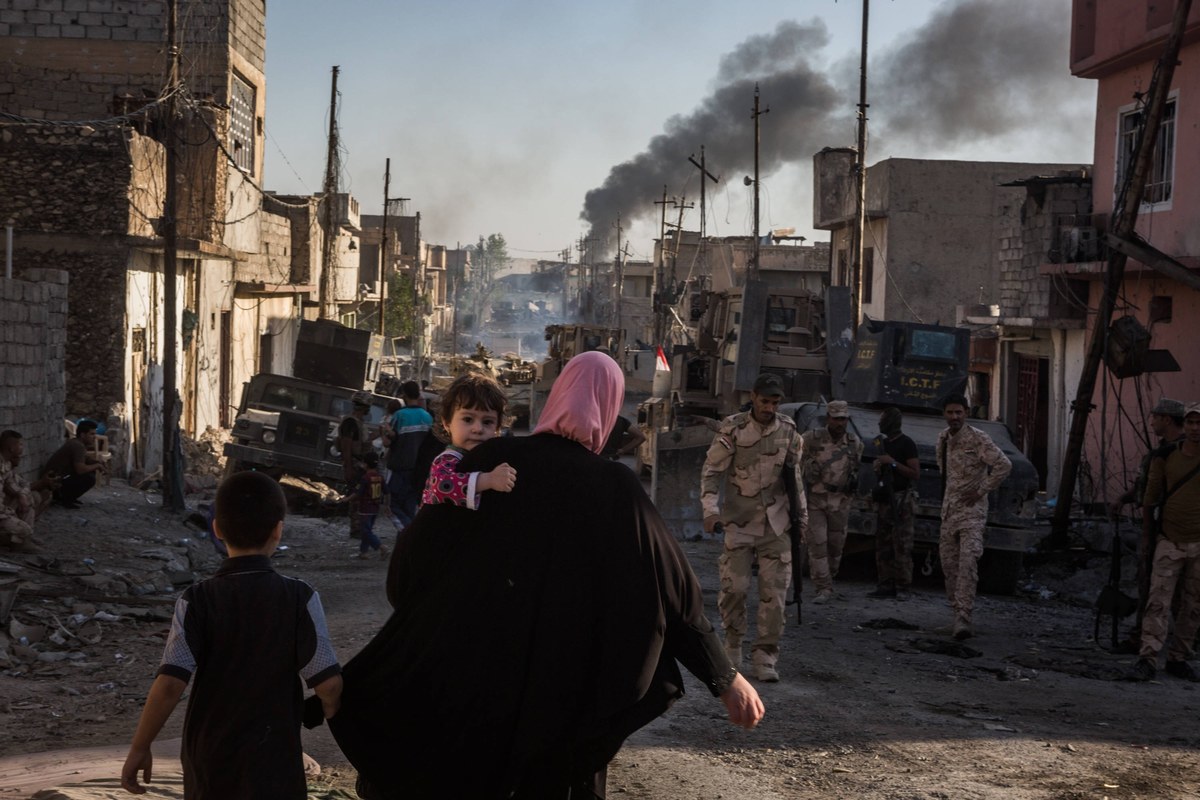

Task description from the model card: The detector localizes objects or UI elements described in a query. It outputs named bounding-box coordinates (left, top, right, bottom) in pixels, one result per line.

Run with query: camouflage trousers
left=804, top=497, right=849, bottom=593
left=875, top=489, right=917, bottom=590
left=0, top=513, right=34, bottom=550
left=939, top=517, right=985, bottom=624
left=718, top=528, right=792, bottom=667
left=1139, top=536, right=1200, bottom=662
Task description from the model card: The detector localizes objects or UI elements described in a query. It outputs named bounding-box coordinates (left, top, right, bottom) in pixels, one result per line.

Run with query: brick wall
left=0, top=124, right=138, bottom=234
left=0, top=0, right=266, bottom=117
left=0, top=269, right=68, bottom=482
left=998, top=180, right=1092, bottom=321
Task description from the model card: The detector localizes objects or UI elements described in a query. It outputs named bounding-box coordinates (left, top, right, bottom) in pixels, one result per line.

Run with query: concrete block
left=26, top=9, right=50, bottom=22
left=133, top=26, right=156, bottom=40
left=77, top=10, right=100, bottom=22
left=64, top=0, right=87, bottom=9
left=84, top=23, right=110, bottom=37
left=60, top=23, right=84, bottom=36
left=13, top=0, right=37, bottom=10
left=10, top=22, right=36, bottom=34
left=109, top=23, right=133, bottom=38
left=100, top=12, right=125, bottom=24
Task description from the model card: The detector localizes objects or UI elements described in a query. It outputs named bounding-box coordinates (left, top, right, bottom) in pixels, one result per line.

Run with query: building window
left=1118, top=97, right=1175, bottom=205
left=230, top=73, right=256, bottom=176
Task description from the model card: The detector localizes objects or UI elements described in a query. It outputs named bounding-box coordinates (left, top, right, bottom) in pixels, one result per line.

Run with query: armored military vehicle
left=649, top=286, right=1040, bottom=594
left=223, top=320, right=393, bottom=485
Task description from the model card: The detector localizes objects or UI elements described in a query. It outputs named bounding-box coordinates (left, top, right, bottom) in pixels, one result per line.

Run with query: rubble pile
left=0, top=482, right=221, bottom=678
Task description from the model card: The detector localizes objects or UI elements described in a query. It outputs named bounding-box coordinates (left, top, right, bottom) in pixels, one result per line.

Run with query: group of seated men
left=0, top=421, right=106, bottom=553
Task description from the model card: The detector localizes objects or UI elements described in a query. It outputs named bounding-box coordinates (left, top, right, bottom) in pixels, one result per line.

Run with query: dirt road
left=1, top=480, right=1198, bottom=798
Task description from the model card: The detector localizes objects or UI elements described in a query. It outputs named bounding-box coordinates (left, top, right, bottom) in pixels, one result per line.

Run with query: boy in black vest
left=121, top=471, right=343, bottom=797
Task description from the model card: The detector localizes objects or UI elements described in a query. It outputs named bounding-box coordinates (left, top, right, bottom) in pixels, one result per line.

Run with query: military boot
left=750, top=652, right=780, bottom=682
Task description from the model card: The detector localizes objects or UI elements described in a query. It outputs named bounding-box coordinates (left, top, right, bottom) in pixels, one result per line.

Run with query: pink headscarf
left=532, top=350, right=625, bottom=454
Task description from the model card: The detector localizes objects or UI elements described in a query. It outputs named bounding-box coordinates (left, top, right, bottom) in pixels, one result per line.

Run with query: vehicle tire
left=977, top=550, right=1023, bottom=596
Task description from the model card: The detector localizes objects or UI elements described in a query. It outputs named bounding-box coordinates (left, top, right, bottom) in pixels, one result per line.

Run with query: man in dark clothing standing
left=868, top=407, right=921, bottom=600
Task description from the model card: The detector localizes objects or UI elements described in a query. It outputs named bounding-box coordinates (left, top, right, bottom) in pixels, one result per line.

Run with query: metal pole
left=319, top=66, right=340, bottom=320
left=161, top=0, right=185, bottom=511
left=750, top=84, right=769, bottom=281
left=379, top=158, right=389, bottom=336
left=850, top=0, right=870, bottom=333
left=752, top=86, right=760, bottom=281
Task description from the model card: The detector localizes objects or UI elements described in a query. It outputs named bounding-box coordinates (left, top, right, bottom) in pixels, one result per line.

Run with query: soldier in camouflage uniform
left=1111, top=398, right=1185, bottom=653
left=1130, top=402, right=1200, bottom=683
left=0, top=430, right=55, bottom=553
left=701, top=374, right=805, bottom=683
left=936, top=394, right=1011, bottom=640
left=799, top=400, right=863, bottom=603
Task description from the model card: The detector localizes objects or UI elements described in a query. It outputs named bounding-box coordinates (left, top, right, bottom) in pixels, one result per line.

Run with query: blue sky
left=262, top=0, right=1095, bottom=261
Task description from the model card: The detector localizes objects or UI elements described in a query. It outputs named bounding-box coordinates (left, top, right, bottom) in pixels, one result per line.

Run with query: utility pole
left=379, top=158, right=390, bottom=336
left=160, top=0, right=184, bottom=511
left=653, top=186, right=671, bottom=344
left=378, top=159, right=409, bottom=339
left=668, top=196, right=693, bottom=293
left=689, top=146, right=720, bottom=287
left=1050, top=0, right=1192, bottom=543
left=750, top=84, right=769, bottom=281
left=319, top=66, right=340, bottom=321
left=687, top=146, right=720, bottom=242
left=850, top=0, right=870, bottom=334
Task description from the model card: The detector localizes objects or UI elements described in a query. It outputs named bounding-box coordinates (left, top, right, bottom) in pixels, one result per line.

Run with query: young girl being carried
left=422, top=372, right=517, bottom=508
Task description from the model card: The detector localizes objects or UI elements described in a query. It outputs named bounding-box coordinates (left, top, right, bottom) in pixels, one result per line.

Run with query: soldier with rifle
left=701, top=373, right=804, bottom=683
left=868, top=407, right=921, bottom=600
left=1129, top=402, right=1200, bottom=683
left=1110, top=398, right=1184, bottom=653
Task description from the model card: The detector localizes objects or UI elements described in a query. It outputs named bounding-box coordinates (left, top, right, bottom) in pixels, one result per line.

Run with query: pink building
left=1061, top=0, right=1200, bottom=503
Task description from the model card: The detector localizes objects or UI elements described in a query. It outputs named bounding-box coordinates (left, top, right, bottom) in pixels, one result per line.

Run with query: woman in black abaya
left=323, top=351, right=764, bottom=798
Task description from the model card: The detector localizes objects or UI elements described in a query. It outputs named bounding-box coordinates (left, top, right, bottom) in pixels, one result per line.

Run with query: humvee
left=223, top=374, right=393, bottom=484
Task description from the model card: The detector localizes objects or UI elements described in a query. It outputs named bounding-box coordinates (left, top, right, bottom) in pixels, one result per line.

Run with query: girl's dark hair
left=440, top=371, right=507, bottom=424
left=215, top=471, right=287, bottom=549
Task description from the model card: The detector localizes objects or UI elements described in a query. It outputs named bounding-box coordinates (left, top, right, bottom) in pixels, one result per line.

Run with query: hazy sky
left=262, top=0, right=1096, bottom=262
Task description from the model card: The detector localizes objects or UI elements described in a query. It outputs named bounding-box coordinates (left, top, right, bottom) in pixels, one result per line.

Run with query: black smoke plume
left=580, top=0, right=1084, bottom=257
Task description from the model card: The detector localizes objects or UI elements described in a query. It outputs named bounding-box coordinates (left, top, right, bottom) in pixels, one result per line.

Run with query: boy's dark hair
left=362, top=450, right=379, bottom=468
left=0, top=430, right=20, bottom=448
left=76, top=420, right=98, bottom=437
left=440, top=371, right=507, bottom=424
left=942, top=393, right=969, bottom=410
left=401, top=380, right=422, bottom=401
left=215, top=471, right=287, bottom=549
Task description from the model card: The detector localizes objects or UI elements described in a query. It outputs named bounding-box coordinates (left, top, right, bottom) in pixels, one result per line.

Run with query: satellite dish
left=743, top=175, right=753, bottom=186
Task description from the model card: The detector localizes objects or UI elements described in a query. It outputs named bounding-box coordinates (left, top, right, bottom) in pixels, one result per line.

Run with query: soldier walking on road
left=1111, top=398, right=1185, bottom=653
left=701, top=373, right=805, bottom=683
left=868, top=407, right=921, bottom=600
left=1130, top=402, right=1200, bottom=683
left=799, top=400, right=863, bottom=604
left=936, top=393, right=1011, bottom=640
